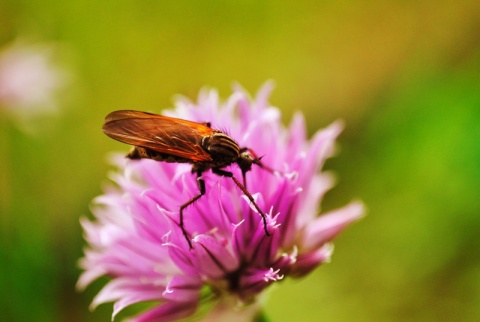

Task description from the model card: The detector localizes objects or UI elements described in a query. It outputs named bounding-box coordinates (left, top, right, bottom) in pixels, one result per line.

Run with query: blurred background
left=1, top=1, right=479, bottom=321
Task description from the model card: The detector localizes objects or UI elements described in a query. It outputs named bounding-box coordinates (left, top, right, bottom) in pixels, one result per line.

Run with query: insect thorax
left=202, top=133, right=240, bottom=163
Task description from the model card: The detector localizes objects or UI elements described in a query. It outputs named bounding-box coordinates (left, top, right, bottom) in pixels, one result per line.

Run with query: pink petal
left=302, top=201, right=365, bottom=250
left=239, top=267, right=284, bottom=295
left=127, top=300, right=198, bottom=322
left=192, top=234, right=239, bottom=278
left=291, top=244, right=334, bottom=278
left=91, top=277, right=165, bottom=312
left=162, top=275, right=202, bottom=302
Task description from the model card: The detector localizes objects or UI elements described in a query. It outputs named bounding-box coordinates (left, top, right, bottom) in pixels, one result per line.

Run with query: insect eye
left=237, top=151, right=253, bottom=170
left=238, top=150, right=251, bottom=159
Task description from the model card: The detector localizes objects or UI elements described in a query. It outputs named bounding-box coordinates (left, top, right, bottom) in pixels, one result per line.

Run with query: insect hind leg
left=179, top=170, right=206, bottom=249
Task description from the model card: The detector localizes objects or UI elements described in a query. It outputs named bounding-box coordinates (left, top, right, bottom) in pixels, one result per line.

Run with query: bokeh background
left=1, top=1, right=479, bottom=321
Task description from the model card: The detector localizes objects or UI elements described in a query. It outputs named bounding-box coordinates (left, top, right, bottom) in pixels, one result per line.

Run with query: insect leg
left=179, top=170, right=206, bottom=249
left=212, top=168, right=270, bottom=237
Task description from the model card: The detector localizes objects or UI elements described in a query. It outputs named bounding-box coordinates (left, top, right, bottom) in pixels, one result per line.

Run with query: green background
left=1, top=1, right=479, bottom=321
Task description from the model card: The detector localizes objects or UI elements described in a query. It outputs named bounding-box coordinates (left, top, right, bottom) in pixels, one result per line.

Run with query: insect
left=102, top=110, right=272, bottom=249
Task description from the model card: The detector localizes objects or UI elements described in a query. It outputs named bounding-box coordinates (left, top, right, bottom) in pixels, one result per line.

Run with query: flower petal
left=127, top=300, right=198, bottom=322
left=162, top=275, right=202, bottom=302
left=192, top=234, right=239, bottom=278
left=302, top=201, right=365, bottom=251
left=239, top=267, right=284, bottom=296
left=91, top=277, right=165, bottom=316
left=291, top=244, right=334, bottom=278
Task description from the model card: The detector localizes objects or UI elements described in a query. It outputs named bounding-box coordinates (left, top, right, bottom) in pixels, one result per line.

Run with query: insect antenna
left=248, top=148, right=283, bottom=177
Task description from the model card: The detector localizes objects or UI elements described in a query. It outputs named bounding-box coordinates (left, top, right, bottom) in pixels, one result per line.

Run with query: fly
left=102, top=110, right=273, bottom=249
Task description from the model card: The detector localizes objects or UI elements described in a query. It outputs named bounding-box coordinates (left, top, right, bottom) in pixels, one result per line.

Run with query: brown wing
left=102, top=110, right=216, bottom=162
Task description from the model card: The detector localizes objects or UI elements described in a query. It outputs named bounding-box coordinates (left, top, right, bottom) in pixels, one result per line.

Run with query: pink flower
left=78, top=83, right=364, bottom=321
left=0, top=40, right=68, bottom=115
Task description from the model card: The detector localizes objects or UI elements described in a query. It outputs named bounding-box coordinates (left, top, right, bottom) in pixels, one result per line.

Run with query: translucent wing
left=102, top=110, right=216, bottom=162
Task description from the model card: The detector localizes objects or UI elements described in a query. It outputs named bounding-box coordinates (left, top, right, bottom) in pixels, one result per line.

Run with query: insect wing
left=102, top=110, right=214, bottom=162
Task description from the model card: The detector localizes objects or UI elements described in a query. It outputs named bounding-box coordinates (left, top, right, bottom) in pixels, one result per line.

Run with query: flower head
left=78, top=83, right=364, bottom=321
left=0, top=39, right=70, bottom=131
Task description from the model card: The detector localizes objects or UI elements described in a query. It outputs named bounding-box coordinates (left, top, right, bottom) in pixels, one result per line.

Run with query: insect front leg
left=212, top=168, right=270, bottom=237
left=179, top=169, right=206, bottom=249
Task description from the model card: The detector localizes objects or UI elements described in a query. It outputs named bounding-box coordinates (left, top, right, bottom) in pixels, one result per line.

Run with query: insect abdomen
left=128, top=146, right=193, bottom=163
